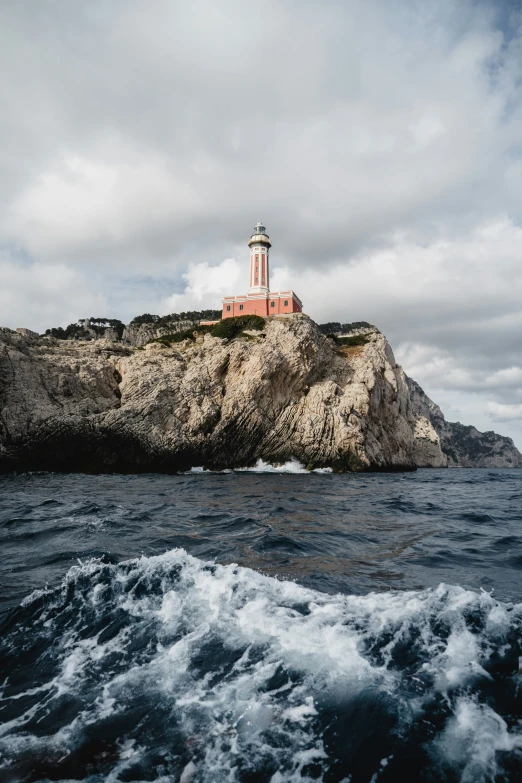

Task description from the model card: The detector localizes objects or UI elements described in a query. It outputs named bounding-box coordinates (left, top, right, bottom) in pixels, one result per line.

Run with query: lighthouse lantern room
left=222, top=223, right=303, bottom=319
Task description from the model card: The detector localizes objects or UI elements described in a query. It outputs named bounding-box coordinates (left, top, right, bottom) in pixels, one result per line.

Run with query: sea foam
left=0, top=549, right=521, bottom=781
left=189, top=459, right=333, bottom=474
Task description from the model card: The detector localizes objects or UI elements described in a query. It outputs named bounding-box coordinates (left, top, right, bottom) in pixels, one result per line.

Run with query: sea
left=0, top=464, right=521, bottom=782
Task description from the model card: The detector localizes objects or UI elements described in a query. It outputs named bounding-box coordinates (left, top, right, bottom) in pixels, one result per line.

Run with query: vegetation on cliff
left=44, top=318, right=125, bottom=340
left=149, top=317, right=265, bottom=346
left=152, top=325, right=215, bottom=345
left=210, top=314, right=265, bottom=340
left=44, top=323, right=86, bottom=340
left=318, top=321, right=375, bottom=335
left=43, top=312, right=221, bottom=341
left=44, top=315, right=377, bottom=344
left=329, top=333, right=371, bottom=347
left=131, top=310, right=221, bottom=326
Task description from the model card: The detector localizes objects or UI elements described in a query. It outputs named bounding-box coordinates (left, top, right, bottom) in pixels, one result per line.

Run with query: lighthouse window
left=271, top=301, right=275, bottom=308
left=239, top=304, right=244, bottom=310
left=284, top=300, right=289, bottom=306
left=226, top=305, right=231, bottom=311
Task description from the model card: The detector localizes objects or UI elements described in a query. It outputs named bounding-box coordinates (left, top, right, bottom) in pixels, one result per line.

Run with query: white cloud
left=0, top=256, right=107, bottom=333
left=162, top=258, right=241, bottom=313
left=486, top=402, right=522, bottom=422
left=2, top=0, right=522, bottom=269
left=6, top=145, right=201, bottom=262
left=271, top=218, right=522, bottom=338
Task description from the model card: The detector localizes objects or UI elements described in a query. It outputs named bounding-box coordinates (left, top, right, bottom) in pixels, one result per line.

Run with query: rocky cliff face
left=0, top=316, right=448, bottom=473
left=121, top=320, right=196, bottom=347
left=1, top=316, right=517, bottom=473
left=406, top=375, right=522, bottom=468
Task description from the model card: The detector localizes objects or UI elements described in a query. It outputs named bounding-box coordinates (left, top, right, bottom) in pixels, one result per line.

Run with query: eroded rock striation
left=0, top=316, right=518, bottom=473
left=407, top=376, right=522, bottom=468
left=121, top=320, right=197, bottom=347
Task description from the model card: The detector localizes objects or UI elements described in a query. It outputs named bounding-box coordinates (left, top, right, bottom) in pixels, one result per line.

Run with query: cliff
left=0, top=315, right=443, bottom=473
left=0, top=316, right=517, bottom=473
left=407, top=376, right=522, bottom=468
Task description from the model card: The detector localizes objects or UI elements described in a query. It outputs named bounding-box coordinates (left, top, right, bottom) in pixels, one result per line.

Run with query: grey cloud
left=2, top=0, right=522, bottom=266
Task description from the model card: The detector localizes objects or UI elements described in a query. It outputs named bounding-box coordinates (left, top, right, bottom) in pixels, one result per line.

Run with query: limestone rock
left=406, top=375, right=522, bottom=468
left=0, top=314, right=508, bottom=473
left=412, top=415, right=448, bottom=468
left=122, top=320, right=196, bottom=347
left=15, top=328, right=40, bottom=340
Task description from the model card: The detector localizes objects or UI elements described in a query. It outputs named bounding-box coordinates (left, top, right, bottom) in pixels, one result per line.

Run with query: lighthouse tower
left=248, top=222, right=271, bottom=294
left=222, top=223, right=303, bottom=319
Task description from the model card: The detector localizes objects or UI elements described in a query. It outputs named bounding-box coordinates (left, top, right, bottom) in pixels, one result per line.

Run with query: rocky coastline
left=0, top=315, right=519, bottom=473
left=407, top=375, right=522, bottom=468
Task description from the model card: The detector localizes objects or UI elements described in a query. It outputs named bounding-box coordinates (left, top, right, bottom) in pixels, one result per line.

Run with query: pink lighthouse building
left=222, top=222, right=303, bottom=319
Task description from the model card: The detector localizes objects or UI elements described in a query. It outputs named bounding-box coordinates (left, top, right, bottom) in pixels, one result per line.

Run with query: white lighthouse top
left=248, top=221, right=271, bottom=247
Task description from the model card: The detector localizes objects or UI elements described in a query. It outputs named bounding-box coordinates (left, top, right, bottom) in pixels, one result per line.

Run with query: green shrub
left=341, top=321, right=374, bottom=333
left=159, top=309, right=221, bottom=324
left=96, top=318, right=125, bottom=338
left=131, top=310, right=222, bottom=326
left=318, top=320, right=375, bottom=335
left=211, top=315, right=265, bottom=340
left=44, top=323, right=86, bottom=340
left=153, top=329, right=197, bottom=346
left=44, top=318, right=124, bottom=340
left=131, top=313, right=160, bottom=325
left=318, top=322, right=342, bottom=335
left=86, top=318, right=125, bottom=339
left=193, top=324, right=215, bottom=336
left=334, top=333, right=371, bottom=347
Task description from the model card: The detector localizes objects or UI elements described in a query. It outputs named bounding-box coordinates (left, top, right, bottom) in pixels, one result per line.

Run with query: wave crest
left=189, top=459, right=333, bottom=474
left=1, top=549, right=521, bottom=781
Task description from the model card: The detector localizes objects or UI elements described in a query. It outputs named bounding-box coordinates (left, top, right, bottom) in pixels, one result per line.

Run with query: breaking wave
left=190, top=459, right=333, bottom=474
left=1, top=549, right=521, bottom=781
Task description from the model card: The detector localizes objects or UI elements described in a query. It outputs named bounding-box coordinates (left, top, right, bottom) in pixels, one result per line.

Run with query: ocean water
left=0, top=466, right=521, bottom=782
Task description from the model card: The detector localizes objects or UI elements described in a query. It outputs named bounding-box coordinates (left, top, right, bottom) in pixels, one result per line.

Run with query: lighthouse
left=248, top=222, right=271, bottom=294
left=222, top=223, right=303, bottom=319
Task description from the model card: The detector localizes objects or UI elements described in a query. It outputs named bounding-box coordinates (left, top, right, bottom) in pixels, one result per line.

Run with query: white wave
left=1, top=550, right=521, bottom=781
left=435, top=698, right=522, bottom=782
left=237, top=459, right=333, bottom=473
left=188, top=459, right=332, bottom=474
left=187, top=466, right=231, bottom=474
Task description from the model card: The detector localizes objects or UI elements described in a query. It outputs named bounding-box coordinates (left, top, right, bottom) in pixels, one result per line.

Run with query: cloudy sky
left=1, top=0, right=522, bottom=446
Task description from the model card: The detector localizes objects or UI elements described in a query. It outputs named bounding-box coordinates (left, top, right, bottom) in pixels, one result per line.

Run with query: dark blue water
left=1, top=466, right=521, bottom=781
